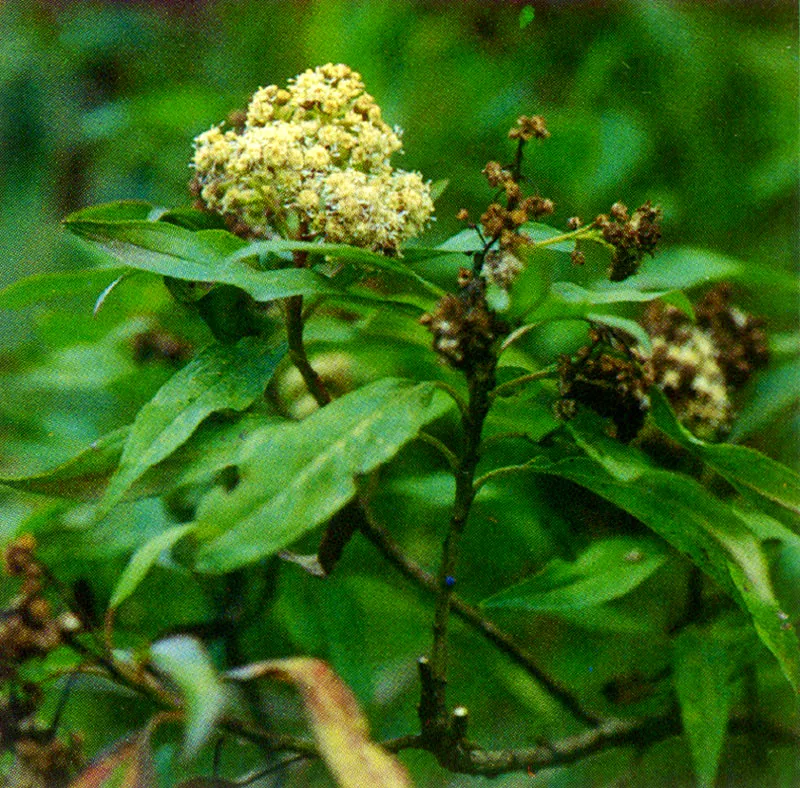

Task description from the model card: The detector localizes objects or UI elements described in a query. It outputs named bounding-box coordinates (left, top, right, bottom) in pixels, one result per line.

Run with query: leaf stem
left=533, top=224, right=598, bottom=249
left=416, top=431, right=459, bottom=472
left=432, top=380, right=469, bottom=418
left=489, top=366, right=557, bottom=400
left=473, top=459, right=541, bottom=493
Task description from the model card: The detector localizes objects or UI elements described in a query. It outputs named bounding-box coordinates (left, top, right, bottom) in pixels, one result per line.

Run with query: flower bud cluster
left=192, top=63, right=434, bottom=251
left=595, top=201, right=662, bottom=281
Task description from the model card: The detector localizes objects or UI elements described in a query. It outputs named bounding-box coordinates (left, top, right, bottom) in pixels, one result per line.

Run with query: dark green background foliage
left=0, top=2, right=797, bottom=786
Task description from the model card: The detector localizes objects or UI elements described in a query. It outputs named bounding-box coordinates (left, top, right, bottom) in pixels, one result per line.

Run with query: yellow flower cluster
left=192, top=64, right=434, bottom=251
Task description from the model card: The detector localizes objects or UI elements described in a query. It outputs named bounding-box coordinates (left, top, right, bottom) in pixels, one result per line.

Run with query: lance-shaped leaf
left=481, top=537, right=667, bottom=614
left=110, top=524, right=196, bottom=609
left=226, top=658, right=413, bottom=788
left=520, top=455, right=800, bottom=690
left=673, top=628, right=735, bottom=788
left=0, top=267, right=129, bottom=310
left=63, top=218, right=345, bottom=301
left=650, top=387, right=800, bottom=517
left=150, top=636, right=228, bottom=759
left=226, top=239, right=444, bottom=297
left=523, top=282, right=690, bottom=350
left=98, top=337, right=286, bottom=518
left=0, top=427, right=129, bottom=500
left=68, top=727, right=156, bottom=787
left=193, top=378, right=451, bottom=573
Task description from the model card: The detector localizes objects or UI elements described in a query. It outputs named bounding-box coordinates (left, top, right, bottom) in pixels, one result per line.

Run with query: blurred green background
left=0, top=1, right=797, bottom=785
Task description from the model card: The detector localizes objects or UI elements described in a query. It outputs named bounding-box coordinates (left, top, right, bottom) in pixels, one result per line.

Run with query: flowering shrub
left=0, top=62, right=797, bottom=788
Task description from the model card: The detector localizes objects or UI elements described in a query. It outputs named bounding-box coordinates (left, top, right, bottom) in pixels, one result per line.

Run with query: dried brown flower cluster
left=1, top=535, right=63, bottom=671
left=639, top=284, right=769, bottom=439
left=420, top=270, right=504, bottom=375
left=1, top=535, right=84, bottom=786
left=595, top=201, right=662, bottom=282
left=693, top=283, right=769, bottom=388
left=508, top=115, right=551, bottom=142
left=556, top=285, right=769, bottom=443
left=555, top=329, right=650, bottom=443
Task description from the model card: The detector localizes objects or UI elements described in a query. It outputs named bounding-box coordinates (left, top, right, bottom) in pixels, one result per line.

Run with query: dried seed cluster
left=0, top=535, right=84, bottom=785
left=555, top=329, right=650, bottom=443
left=595, top=201, right=662, bottom=282
left=556, top=285, right=768, bottom=442
left=192, top=63, right=434, bottom=251
left=420, top=270, right=504, bottom=375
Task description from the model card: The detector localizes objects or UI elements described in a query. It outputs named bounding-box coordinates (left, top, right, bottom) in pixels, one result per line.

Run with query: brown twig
left=357, top=503, right=599, bottom=726
left=424, top=366, right=495, bottom=742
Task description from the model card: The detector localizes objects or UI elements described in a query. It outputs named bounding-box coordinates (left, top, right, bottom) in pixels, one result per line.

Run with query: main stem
left=423, top=361, right=496, bottom=740
left=285, top=249, right=330, bottom=408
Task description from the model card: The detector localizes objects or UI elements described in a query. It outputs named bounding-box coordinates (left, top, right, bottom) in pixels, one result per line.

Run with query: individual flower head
left=191, top=64, right=434, bottom=251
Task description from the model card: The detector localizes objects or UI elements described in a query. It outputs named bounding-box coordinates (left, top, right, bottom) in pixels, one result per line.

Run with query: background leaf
left=522, top=454, right=800, bottom=690
left=110, top=524, right=195, bottom=609
left=481, top=536, right=667, bottom=613
left=673, top=628, right=735, bottom=788
left=226, top=658, right=414, bottom=788
left=649, top=387, right=800, bottom=516
left=0, top=266, right=128, bottom=310
left=149, top=636, right=228, bottom=759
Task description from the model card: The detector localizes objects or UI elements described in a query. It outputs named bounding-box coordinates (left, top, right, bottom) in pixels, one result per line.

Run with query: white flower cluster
left=192, top=64, right=434, bottom=251
left=648, top=328, right=732, bottom=439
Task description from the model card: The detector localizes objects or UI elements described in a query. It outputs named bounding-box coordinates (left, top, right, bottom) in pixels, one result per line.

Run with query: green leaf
left=226, top=239, right=445, bottom=297
left=0, top=427, right=129, bottom=500
left=110, top=524, right=195, bottom=609
left=150, top=636, right=228, bottom=759
left=673, top=628, right=734, bottom=788
left=631, top=247, right=798, bottom=294
left=156, top=207, right=228, bottom=231
left=65, top=200, right=157, bottom=223
left=98, top=337, right=287, bottom=518
left=429, top=179, right=449, bottom=202
left=482, top=536, right=666, bottom=613
left=0, top=267, right=129, bottom=310
left=650, top=387, right=800, bottom=516
left=729, top=359, right=800, bottom=442
left=549, top=281, right=686, bottom=307
left=585, top=313, right=653, bottom=352
left=193, top=378, right=452, bottom=573
left=624, top=247, right=743, bottom=291
left=437, top=228, right=482, bottom=253
left=565, top=409, right=654, bottom=482
left=63, top=218, right=343, bottom=301
left=521, top=455, right=800, bottom=690
left=525, top=281, right=683, bottom=349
